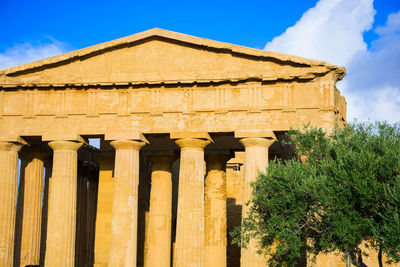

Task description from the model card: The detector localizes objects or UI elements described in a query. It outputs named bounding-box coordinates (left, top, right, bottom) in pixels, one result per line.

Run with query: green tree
left=232, top=122, right=400, bottom=267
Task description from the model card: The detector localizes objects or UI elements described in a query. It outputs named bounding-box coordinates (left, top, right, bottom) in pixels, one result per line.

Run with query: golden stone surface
left=45, top=140, right=82, bottom=266
left=0, top=29, right=391, bottom=266
left=0, top=142, right=22, bottom=266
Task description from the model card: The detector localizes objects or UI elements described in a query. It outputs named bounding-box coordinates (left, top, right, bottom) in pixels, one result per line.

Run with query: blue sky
left=1, top=0, right=399, bottom=122
left=0, top=0, right=397, bottom=50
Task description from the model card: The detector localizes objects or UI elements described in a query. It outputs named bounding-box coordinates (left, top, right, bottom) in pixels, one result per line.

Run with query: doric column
left=174, top=137, right=210, bottom=267
left=108, top=140, right=146, bottom=267
left=239, top=135, right=275, bottom=267
left=0, top=141, right=22, bottom=266
left=144, top=153, right=176, bottom=267
left=44, top=140, right=82, bottom=267
left=39, top=158, right=52, bottom=266
left=204, top=152, right=231, bottom=267
left=19, top=148, right=48, bottom=267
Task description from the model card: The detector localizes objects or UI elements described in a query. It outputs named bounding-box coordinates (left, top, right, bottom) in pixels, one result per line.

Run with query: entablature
left=0, top=29, right=347, bottom=144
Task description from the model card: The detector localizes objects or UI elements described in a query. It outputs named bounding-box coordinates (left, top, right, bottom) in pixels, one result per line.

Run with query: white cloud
left=265, top=0, right=400, bottom=123
left=265, top=0, right=375, bottom=66
left=0, top=38, right=69, bottom=70
left=342, top=10, right=400, bottom=122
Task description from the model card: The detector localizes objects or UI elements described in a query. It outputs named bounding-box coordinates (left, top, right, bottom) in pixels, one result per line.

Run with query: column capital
left=48, top=140, right=83, bottom=151
left=240, top=137, right=275, bottom=148
left=19, top=146, right=51, bottom=161
left=235, top=130, right=277, bottom=140
left=170, top=131, right=212, bottom=141
left=0, top=135, right=28, bottom=145
left=42, top=134, right=87, bottom=144
left=175, top=138, right=210, bottom=150
left=104, top=130, right=148, bottom=144
left=205, top=149, right=232, bottom=171
left=110, top=139, right=146, bottom=150
left=0, top=141, right=23, bottom=152
left=145, top=151, right=177, bottom=171
left=205, top=148, right=233, bottom=158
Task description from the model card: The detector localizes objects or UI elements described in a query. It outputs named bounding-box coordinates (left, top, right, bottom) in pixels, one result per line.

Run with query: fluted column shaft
left=174, top=138, right=210, bottom=267
left=205, top=154, right=230, bottom=267
left=108, top=140, right=145, bottom=267
left=86, top=172, right=98, bottom=266
left=19, top=150, right=47, bottom=267
left=0, top=141, right=22, bottom=266
left=75, top=167, right=88, bottom=267
left=39, top=159, right=52, bottom=266
left=144, top=154, right=175, bottom=267
left=240, top=137, right=275, bottom=267
left=44, top=140, right=82, bottom=267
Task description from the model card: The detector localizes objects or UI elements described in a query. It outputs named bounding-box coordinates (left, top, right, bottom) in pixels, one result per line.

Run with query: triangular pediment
left=0, top=28, right=345, bottom=87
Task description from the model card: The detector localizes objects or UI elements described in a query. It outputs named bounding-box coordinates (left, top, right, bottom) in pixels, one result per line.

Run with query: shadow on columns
left=13, top=160, right=27, bottom=267
left=39, top=159, right=52, bottom=266
left=136, top=154, right=152, bottom=267
left=14, top=153, right=52, bottom=267
left=171, top=158, right=180, bottom=267
left=226, top=197, right=242, bottom=267
left=75, top=148, right=99, bottom=267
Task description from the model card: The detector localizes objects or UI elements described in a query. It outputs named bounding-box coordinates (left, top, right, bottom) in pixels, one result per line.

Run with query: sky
left=1, top=0, right=399, bottom=123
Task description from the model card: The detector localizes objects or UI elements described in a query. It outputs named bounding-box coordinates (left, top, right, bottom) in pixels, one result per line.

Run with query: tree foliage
left=232, top=122, right=400, bottom=266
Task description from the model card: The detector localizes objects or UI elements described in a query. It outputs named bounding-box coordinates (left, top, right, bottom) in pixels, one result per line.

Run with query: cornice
left=0, top=69, right=339, bottom=89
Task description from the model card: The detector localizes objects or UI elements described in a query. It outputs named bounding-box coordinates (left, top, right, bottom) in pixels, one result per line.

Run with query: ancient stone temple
left=0, top=29, right=347, bottom=267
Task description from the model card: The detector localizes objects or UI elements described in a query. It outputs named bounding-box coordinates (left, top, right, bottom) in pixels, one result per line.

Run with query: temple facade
left=0, top=29, right=350, bottom=267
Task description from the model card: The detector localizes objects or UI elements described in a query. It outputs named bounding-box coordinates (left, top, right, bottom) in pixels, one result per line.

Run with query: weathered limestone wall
left=0, top=80, right=345, bottom=138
